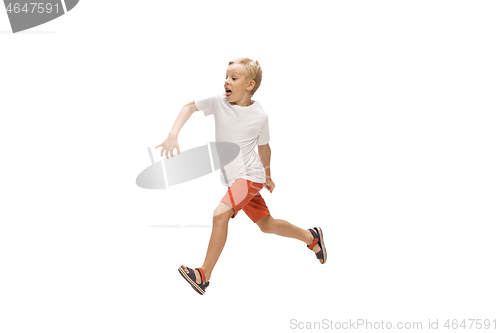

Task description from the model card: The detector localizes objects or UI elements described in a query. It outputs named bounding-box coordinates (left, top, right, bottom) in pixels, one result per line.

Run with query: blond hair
left=228, top=57, right=263, bottom=95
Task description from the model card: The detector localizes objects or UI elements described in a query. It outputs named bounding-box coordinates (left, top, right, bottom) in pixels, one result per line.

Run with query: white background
left=1, top=1, right=499, bottom=332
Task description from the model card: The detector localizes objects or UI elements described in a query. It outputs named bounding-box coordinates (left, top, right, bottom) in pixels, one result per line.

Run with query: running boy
left=155, top=58, right=327, bottom=295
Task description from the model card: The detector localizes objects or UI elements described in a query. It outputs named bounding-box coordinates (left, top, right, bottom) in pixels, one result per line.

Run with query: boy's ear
left=246, top=80, right=256, bottom=92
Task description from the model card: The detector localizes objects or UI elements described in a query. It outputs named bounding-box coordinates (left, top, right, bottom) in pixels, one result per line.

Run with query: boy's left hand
left=265, top=178, right=275, bottom=193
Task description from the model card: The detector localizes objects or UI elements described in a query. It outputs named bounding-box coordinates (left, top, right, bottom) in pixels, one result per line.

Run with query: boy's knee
left=213, top=202, right=234, bottom=219
left=257, top=215, right=275, bottom=233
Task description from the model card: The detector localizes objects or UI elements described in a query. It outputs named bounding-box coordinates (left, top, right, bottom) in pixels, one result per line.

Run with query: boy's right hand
left=155, top=133, right=180, bottom=159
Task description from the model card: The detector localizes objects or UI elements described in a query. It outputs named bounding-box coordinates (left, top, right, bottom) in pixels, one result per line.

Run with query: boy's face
left=224, top=64, right=255, bottom=104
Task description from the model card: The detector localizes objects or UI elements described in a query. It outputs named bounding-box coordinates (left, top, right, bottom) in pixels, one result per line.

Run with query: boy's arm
left=169, top=101, right=198, bottom=137
left=258, top=143, right=275, bottom=193
left=155, top=101, right=198, bottom=158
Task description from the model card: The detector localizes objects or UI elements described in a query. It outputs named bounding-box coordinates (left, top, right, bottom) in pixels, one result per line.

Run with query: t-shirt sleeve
left=257, top=117, right=270, bottom=145
left=195, top=95, right=218, bottom=117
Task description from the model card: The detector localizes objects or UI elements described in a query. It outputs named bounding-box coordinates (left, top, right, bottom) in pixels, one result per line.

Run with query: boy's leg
left=181, top=202, right=234, bottom=283
left=201, top=202, right=235, bottom=279
left=255, top=215, right=323, bottom=263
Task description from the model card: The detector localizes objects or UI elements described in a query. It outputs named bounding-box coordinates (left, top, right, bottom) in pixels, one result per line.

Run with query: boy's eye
left=232, top=78, right=236, bottom=80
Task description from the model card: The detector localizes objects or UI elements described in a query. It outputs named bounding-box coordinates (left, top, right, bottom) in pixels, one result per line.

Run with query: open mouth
left=225, top=88, right=232, bottom=97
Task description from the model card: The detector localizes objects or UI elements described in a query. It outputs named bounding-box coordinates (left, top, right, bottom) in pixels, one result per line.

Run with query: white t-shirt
left=195, top=93, right=270, bottom=187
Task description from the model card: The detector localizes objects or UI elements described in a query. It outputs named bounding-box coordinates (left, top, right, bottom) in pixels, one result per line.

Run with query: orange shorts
left=221, top=178, right=270, bottom=223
